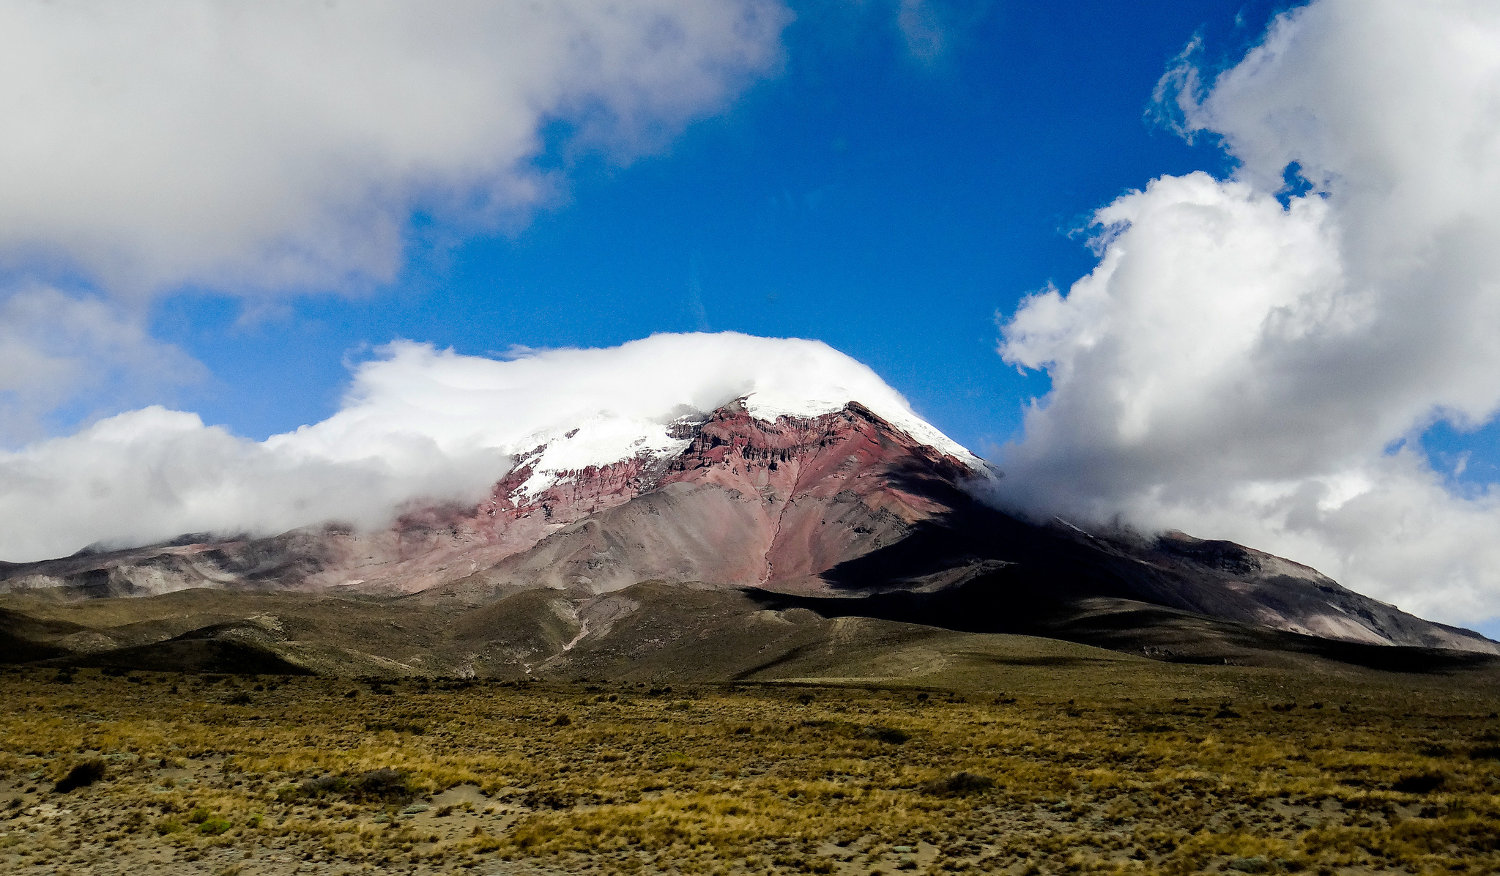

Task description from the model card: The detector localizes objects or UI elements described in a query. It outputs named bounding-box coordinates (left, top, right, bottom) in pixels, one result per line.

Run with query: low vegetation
left=1, top=663, right=1498, bottom=873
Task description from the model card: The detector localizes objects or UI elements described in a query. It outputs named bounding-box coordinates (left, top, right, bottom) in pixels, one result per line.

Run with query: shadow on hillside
left=788, top=460, right=1500, bottom=676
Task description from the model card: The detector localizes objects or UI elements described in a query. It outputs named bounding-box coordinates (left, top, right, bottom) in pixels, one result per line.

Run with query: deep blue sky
left=14, top=0, right=1500, bottom=630
left=151, top=1, right=1284, bottom=458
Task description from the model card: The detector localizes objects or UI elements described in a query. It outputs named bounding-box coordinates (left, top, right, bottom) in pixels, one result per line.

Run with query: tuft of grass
left=283, top=768, right=418, bottom=806
left=860, top=725, right=911, bottom=745
left=921, top=772, right=995, bottom=796
left=1392, top=772, right=1447, bottom=794
left=54, top=758, right=107, bottom=793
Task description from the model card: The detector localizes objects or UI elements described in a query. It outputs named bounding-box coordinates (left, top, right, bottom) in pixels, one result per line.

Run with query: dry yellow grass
left=1, top=664, right=1498, bottom=874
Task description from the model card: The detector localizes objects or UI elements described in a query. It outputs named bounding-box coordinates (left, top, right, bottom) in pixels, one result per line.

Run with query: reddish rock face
left=481, top=451, right=665, bottom=526
left=279, top=452, right=685, bottom=595
left=0, top=402, right=980, bottom=598
left=442, top=401, right=982, bottom=597
left=654, top=402, right=975, bottom=590
left=5, top=400, right=1497, bottom=655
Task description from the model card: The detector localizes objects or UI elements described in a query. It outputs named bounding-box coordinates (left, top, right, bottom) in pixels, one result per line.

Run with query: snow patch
left=412, top=333, right=985, bottom=500
left=0, top=332, right=982, bottom=560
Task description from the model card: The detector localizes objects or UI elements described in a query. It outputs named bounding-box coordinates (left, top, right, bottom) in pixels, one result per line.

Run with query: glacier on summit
left=0, top=333, right=977, bottom=561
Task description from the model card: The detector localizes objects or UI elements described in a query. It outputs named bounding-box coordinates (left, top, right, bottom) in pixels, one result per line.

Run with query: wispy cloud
left=0, top=286, right=204, bottom=445
left=893, top=0, right=986, bottom=66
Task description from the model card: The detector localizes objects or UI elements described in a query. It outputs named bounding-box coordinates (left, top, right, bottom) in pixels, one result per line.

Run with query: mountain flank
left=1, top=397, right=1493, bottom=677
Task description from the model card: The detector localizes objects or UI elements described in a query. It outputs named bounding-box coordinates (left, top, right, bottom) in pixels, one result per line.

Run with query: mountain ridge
left=1, top=397, right=1494, bottom=670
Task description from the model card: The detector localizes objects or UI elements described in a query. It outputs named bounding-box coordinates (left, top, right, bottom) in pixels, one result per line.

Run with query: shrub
left=520, top=789, right=579, bottom=810
left=364, top=719, right=426, bottom=735
left=352, top=768, right=415, bottom=803
left=1392, top=772, right=1447, bottom=794
left=54, top=759, right=107, bottom=793
left=921, top=772, right=995, bottom=796
left=286, top=768, right=416, bottom=805
left=861, top=725, right=911, bottom=745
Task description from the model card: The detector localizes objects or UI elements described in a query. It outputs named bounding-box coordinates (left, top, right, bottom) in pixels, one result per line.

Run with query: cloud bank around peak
left=995, top=0, right=1500, bottom=625
left=0, top=333, right=951, bottom=562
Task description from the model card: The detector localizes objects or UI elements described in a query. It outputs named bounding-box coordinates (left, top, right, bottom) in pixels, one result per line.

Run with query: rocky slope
left=0, top=400, right=978, bottom=598
left=1, top=398, right=1494, bottom=660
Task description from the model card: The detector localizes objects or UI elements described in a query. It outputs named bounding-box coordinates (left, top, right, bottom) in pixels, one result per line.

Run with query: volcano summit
left=0, top=334, right=1493, bottom=677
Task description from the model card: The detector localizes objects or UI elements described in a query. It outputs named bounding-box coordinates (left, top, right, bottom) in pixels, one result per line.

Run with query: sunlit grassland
left=2, top=664, right=1499, bottom=874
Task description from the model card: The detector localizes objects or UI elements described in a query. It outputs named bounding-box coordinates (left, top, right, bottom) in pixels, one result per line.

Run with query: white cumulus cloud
left=0, top=333, right=965, bottom=562
left=0, top=0, right=788, bottom=295
left=0, top=0, right=788, bottom=439
left=995, top=0, right=1500, bottom=625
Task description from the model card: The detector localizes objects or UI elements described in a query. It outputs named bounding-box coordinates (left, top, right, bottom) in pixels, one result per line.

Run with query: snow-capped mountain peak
left=502, top=385, right=981, bottom=503
left=0, top=332, right=979, bottom=561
